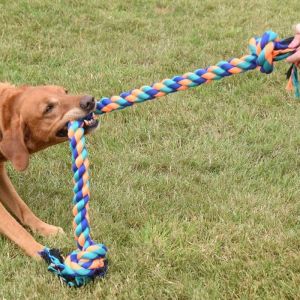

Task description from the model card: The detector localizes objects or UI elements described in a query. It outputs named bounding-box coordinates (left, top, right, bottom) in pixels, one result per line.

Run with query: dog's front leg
left=0, top=163, right=64, bottom=237
left=0, top=201, right=44, bottom=258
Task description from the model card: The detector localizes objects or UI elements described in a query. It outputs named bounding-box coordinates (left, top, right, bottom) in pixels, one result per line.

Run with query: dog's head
left=0, top=83, right=98, bottom=171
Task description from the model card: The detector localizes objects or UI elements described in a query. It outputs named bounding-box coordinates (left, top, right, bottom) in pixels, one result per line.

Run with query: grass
left=1, top=0, right=300, bottom=298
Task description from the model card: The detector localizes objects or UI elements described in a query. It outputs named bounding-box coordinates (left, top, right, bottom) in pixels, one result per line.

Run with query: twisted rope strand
left=40, top=31, right=297, bottom=287
left=40, top=121, right=107, bottom=287
left=95, top=32, right=295, bottom=116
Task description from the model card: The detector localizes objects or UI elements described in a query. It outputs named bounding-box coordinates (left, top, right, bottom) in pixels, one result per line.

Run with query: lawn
left=1, top=0, right=300, bottom=299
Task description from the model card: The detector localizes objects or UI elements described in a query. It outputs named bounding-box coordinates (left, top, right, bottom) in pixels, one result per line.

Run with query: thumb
left=289, top=24, right=300, bottom=48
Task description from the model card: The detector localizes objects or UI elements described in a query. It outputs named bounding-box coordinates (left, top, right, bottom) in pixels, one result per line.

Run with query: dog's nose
left=80, top=95, right=95, bottom=112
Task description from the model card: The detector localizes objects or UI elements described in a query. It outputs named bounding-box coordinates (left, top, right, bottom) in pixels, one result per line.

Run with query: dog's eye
left=44, top=103, right=55, bottom=114
left=64, top=89, right=68, bottom=94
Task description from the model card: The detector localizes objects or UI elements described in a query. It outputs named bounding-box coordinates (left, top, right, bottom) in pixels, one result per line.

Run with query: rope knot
left=248, top=31, right=279, bottom=74
left=40, top=245, right=108, bottom=287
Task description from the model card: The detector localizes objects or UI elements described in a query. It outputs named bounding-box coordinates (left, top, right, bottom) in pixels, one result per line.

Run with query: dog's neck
left=0, top=83, right=17, bottom=164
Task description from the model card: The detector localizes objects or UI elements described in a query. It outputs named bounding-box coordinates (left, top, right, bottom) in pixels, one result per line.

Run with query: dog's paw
left=34, top=223, right=65, bottom=237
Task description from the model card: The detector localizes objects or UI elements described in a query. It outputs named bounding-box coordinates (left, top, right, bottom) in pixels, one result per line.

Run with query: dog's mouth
left=56, top=118, right=99, bottom=138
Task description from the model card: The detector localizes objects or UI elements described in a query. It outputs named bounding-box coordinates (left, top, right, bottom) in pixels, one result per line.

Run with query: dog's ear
left=0, top=86, right=29, bottom=171
left=0, top=118, right=29, bottom=171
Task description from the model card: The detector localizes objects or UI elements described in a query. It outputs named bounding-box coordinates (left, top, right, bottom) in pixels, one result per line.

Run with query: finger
left=286, top=49, right=300, bottom=63
left=289, top=24, right=300, bottom=48
left=289, top=35, right=300, bottom=48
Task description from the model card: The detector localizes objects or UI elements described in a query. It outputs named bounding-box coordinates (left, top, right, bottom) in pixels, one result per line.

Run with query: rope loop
left=40, top=120, right=108, bottom=287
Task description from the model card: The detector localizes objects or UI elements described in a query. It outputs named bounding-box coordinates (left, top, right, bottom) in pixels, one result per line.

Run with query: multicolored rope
left=95, top=31, right=298, bottom=116
left=40, top=118, right=108, bottom=287
left=40, top=31, right=298, bottom=287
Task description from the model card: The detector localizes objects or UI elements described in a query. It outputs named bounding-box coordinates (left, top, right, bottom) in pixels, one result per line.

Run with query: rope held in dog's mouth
left=39, top=31, right=298, bottom=287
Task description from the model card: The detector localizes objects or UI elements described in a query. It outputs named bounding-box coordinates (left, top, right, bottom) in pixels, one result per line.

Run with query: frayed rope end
left=39, top=248, right=108, bottom=288
left=286, top=64, right=300, bottom=98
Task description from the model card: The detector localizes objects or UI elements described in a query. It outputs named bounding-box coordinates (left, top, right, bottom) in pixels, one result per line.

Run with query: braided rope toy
left=40, top=31, right=298, bottom=287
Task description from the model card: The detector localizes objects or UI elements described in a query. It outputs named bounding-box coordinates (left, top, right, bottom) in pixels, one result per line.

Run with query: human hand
left=286, top=24, right=300, bottom=65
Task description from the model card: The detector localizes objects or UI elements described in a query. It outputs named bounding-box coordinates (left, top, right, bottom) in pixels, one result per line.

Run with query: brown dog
left=0, top=82, right=97, bottom=258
